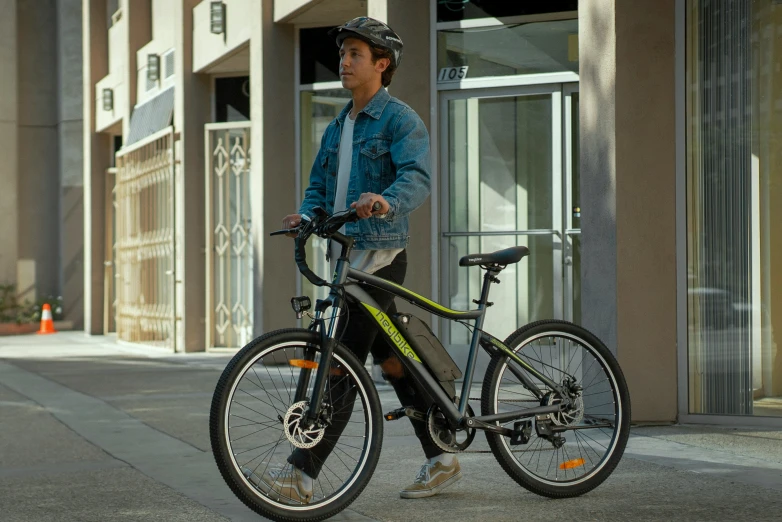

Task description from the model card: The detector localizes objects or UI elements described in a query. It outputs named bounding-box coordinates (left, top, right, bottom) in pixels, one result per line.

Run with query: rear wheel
left=210, top=329, right=382, bottom=521
left=481, top=320, right=630, bottom=498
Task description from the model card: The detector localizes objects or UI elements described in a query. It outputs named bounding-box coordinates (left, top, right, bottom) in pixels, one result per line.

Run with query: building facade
left=74, top=0, right=782, bottom=425
left=0, top=0, right=84, bottom=328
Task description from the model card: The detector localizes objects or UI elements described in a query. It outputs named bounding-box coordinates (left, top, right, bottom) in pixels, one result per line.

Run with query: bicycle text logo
left=363, top=304, right=422, bottom=363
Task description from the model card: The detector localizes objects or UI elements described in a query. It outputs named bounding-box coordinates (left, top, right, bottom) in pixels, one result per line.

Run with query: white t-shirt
left=330, top=113, right=403, bottom=275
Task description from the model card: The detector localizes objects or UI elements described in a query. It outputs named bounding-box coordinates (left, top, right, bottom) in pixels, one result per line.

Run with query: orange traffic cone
left=37, top=303, right=57, bottom=335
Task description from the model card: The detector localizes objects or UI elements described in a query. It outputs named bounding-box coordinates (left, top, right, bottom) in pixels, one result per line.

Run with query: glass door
left=440, top=83, right=579, bottom=364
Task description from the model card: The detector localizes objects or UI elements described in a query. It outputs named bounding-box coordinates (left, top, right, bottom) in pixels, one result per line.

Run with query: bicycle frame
left=300, top=247, right=567, bottom=433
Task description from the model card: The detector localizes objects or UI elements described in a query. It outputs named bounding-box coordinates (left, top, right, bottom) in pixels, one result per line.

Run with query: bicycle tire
left=481, top=320, right=631, bottom=498
left=210, top=329, right=383, bottom=521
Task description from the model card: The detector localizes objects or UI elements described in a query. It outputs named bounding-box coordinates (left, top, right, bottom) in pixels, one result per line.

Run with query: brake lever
left=270, top=225, right=305, bottom=237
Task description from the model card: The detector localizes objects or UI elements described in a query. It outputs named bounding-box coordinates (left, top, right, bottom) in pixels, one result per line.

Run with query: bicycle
left=210, top=205, right=631, bottom=522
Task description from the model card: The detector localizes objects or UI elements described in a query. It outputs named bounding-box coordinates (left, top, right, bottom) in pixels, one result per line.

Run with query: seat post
left=476, top=267, right=501, bottom=306
left=458, top=266, right=502, bottom=416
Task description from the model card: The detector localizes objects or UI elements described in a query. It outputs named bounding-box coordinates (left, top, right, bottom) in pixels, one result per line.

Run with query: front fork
left=294, top=295, right=343, bottom=426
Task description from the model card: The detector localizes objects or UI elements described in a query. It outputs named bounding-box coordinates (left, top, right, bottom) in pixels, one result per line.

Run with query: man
left=264, top=17, right=461, bottom=501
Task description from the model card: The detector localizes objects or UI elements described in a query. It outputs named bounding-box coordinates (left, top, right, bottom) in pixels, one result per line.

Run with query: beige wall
left=95, top=2, right=126, bottom=132
left=274, top=0, right=320, bottom=22
left=252, top=0, right=297, bottom=333
left=581, top=0, right=678, bottom=422
left=83, top=0, right=111, bottom=334
left=174, top=0, right=210, bottom=351
left=387, top=0, right=433, bottom=316
left=615, top=0, right=677, bottom=422
left=124, top=0, right=151, bottom=138
left=18, top=0, right=61, bottom=299
left=59, top=0, right=86, bottom=328
left=0, top=0, right=18, bottom=287
left=275, top=0, right=364, bottom=25
left=192, top=0, right=251, bottom=73
left=135, top=0, right=177, bottom=106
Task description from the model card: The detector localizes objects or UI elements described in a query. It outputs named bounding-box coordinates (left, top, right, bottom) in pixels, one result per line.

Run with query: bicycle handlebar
left=273, top=202, right=382, bottom=287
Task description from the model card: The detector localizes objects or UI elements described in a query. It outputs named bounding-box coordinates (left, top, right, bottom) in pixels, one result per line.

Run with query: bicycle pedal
left=510, top=420, right=532, bottom=445
left=384, top=407, right=426, bottom=423
left=384, top=407, right=407, bottom=421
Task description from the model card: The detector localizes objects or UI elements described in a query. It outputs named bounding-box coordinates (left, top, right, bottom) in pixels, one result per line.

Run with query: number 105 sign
left=438, top=66, right=469, bottom=82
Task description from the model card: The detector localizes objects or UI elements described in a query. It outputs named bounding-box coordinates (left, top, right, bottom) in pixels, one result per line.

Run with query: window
left=299, top=27, right=340, bottom=85
left=686, top=0, right=782, bottom=417
left=438, top=19, right=578, bottom=80
left=437, top=0, right=577, bottom=23
left=215, top=76, right=250, bottom=122
left=107, top=0, right=120, bottom=27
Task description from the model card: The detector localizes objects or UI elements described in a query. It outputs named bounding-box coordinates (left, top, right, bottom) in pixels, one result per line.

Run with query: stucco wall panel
left=192, top=0, right=251, bottom=73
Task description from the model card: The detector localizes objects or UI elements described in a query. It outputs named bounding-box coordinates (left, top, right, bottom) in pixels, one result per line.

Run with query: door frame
left=562, top=82, right=580, bottom=323
left=438, top=83, right=580, bottom=352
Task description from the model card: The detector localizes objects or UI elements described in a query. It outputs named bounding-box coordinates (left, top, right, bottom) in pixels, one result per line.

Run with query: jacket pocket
left=359, top=137, right=391, bottom=182
left=322, top=148, right=338, bottom=177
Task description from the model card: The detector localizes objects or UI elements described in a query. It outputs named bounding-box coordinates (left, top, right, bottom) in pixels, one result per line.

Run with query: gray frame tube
left=343, top=283, right=463, bottom=425
left=347, top=268, right=483, bottom=320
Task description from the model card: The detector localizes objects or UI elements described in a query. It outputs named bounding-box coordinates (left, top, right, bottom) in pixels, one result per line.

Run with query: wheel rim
left=492, top=331, right=623, bottom=486
left=223, top=341, right=374, bottom=510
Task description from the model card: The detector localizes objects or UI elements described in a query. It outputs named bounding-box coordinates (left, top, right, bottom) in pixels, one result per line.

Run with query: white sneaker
left=242, top=466, right=313, bottom=504
left=400, top=457, right=462, bottom=499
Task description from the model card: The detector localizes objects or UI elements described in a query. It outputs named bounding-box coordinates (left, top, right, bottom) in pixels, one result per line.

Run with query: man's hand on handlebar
left=281, top=214, right=303, bottom=237
left=350, top=193, right=389, bottom=219
left=274, top=202, right=382, bottom=239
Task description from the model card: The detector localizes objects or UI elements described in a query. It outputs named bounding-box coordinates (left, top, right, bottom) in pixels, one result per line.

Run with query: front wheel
left=210, top=329, right=382, bottom=521
left=481, top=320, right=631, bottom=498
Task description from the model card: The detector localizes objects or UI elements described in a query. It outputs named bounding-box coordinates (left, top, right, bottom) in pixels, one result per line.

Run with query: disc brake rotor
left=545, top=393, right=584, bottom=426
left=283, top=400, right=326, bottom=449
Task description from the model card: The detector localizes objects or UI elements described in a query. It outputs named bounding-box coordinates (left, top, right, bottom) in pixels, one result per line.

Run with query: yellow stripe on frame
left=361, top=303, right=422, bottom=363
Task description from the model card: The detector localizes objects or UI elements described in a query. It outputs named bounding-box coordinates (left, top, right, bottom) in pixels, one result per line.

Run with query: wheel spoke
left=214, top=336, right=378, bottom=510
left=489, top=325, right=627, bottom=487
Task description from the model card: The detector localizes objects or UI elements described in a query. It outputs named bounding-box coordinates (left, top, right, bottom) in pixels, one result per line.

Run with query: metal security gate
left=114, top=128, right=176, bottom=349
left=205, top=122, right=253, bottom=349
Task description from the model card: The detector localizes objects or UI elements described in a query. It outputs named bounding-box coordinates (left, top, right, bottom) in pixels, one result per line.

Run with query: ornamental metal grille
left=206, top=123, right=253, bottom=349
left=114, top=128, right=176, bottom=348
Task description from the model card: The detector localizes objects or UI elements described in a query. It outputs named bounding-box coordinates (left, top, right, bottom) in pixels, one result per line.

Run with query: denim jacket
left=299, top=88, right=431, bottom=250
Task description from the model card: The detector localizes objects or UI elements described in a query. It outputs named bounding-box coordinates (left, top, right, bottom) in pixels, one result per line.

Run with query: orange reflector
left=289, top=359, right=318, bottom=369
left=559, top=458, right=586, bottom=470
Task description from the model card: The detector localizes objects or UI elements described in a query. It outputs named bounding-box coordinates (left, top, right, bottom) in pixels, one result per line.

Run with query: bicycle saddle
left=459, top=246, right=530, bottom=267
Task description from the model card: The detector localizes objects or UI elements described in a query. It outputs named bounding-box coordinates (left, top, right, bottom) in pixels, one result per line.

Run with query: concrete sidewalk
left=1, top=332, right=781, bottom=521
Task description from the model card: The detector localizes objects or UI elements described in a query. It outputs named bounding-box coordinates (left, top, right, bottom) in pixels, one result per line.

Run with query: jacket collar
left=337, top=87, right=391, bottom=124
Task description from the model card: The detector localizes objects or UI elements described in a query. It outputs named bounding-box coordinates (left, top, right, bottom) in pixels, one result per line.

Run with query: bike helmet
left=328, top=17, right=404, bottom=67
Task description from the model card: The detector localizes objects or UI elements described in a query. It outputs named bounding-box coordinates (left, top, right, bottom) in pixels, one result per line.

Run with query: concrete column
left=387, top=0, right=433, bottom=315
left=124, top=0, right=151, bottom=138
left=173, top=0, right=210, bottom=351
left=83, top=0, right=111, bottom=334
left=367, top=0, right=387, bottom=21
left=18, top=0, right=60, bottom=301
left=579, top=0, right=617, bottom=356
left=58, top=0, right=85, bottom=328
left=249, top=0, right=297, bottom=335
left=580, top=0, right=677, bottom=422
left=0, top=0, right=18, bottom=288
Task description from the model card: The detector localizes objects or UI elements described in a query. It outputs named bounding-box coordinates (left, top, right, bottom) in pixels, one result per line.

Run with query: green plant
left=0, top=284, right=18, bottom=323
left=0, top=284, right=64, bottom=324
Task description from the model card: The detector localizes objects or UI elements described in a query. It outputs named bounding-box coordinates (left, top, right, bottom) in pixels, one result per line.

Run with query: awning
left=125, top=87, right=175, bottom=146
